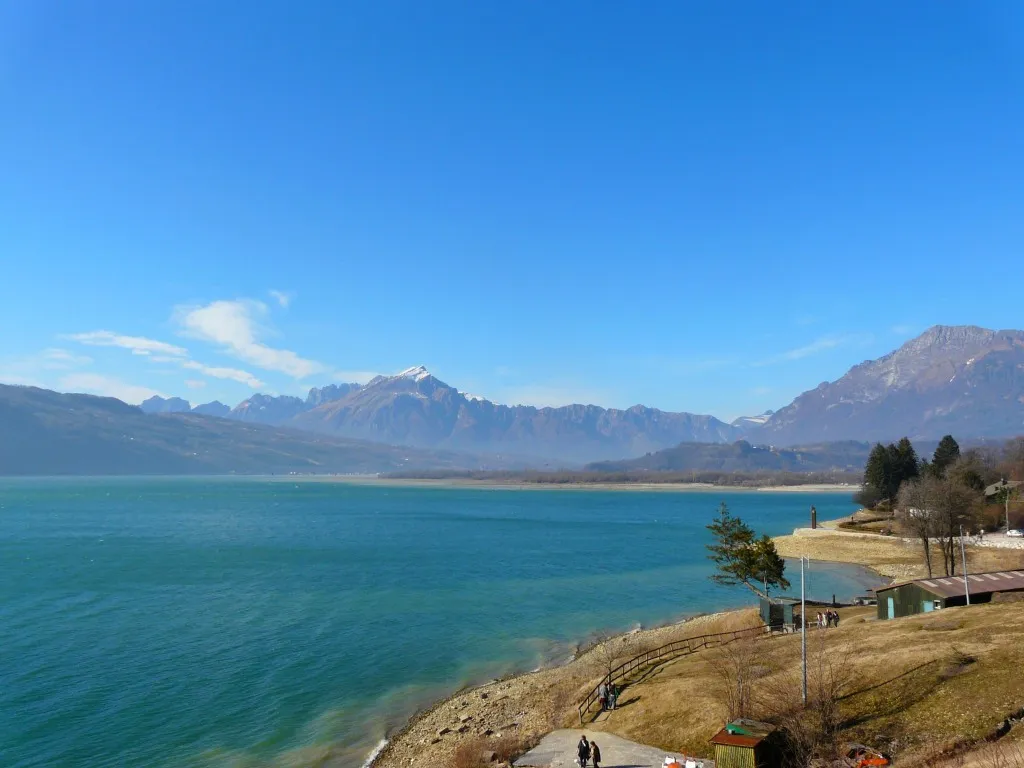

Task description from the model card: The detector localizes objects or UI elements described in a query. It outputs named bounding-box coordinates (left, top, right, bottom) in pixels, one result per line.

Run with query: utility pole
left=960, top=525, right=971, bottom=605
left=1005, top=481, right=1012, bottom=534
left=801, top=556, right=808, bottom=706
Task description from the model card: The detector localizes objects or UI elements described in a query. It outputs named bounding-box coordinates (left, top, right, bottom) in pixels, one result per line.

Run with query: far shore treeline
left=381, top=469, right=862, bottom=487
left=853, top=434, right=1024, bottom=578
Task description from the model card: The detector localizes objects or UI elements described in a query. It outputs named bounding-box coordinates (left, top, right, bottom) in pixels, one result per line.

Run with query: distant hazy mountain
left=292, top=365, right=740, bottom=462
left=586, top=439, right=871, bottom=473
left=0, top=384, right=497, bottom=475
left=731, top=410, right=774, bottom=429
left=306, top=383, right=360, bottom=407
left=229, top=393, right=308, bottom=425
left=228, top=384, right=362, bottom=425
left=749, top=325, right=1024, bottom=445
left=191, top=401, right=230, bottom=418
left=140, top=395, right=191, bottom=414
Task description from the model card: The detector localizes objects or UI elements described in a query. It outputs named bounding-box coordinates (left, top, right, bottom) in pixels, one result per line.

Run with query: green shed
left=709, top=719, right=782, bottom=768
left=876, top=570, right=1024, bottom=620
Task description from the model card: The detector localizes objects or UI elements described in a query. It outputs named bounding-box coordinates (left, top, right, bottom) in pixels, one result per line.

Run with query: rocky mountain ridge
left=748, top=325, right=1024, bottom=445
left=0, top=384, right=499, bottom=475
left=55, top=324, right=1024, bottom=464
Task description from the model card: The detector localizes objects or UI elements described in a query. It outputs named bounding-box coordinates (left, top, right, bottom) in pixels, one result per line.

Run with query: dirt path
left=513, top=729, right=710, bottom=768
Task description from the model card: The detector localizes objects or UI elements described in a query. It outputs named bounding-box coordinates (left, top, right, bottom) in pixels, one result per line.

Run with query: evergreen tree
left=892, top=437, right=921, bottom=490
left=706, top=502, right=789, bottom=600
left=862, top=438, right=920, bottom=504
left=863, top=443, right=892, bottom=503
left=931, top=435, right=961, bottom=477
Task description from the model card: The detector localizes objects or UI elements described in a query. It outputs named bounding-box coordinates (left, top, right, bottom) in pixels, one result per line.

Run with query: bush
left=853, top=485, right=883, bottom=509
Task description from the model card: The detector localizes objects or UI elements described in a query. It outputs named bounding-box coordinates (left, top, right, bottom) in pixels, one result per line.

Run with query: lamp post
left=800, top=555, right=808, bottom=706
left=960, top=525, right=970, bottom=605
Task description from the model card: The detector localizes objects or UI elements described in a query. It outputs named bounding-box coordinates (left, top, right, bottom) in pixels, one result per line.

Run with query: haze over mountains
left=6, top=325, right=1024, bottom=474
left=0, top=384, right=497, bottom=475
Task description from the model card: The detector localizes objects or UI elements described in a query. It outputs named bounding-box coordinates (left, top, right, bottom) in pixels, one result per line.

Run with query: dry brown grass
left=584, top=601, right=1024, bottom=764
left=773, top=529, right=1024, bottom=582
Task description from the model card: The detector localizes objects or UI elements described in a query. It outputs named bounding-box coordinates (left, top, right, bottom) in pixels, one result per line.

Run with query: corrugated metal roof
left=710, top=718, right=776, bottom=747
left=878, top=570, right=1024, bottom=599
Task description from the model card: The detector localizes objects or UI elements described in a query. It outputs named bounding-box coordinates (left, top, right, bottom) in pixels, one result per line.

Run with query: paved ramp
left=513, top=729, right=712, bottom=768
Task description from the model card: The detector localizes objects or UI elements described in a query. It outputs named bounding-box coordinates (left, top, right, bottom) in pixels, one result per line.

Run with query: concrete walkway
left=513, top=729, right=713, bottom=768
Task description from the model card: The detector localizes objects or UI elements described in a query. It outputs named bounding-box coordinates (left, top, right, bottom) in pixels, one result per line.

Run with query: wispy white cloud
left=66, top=330, right=188, bottom=358
left=175, top=299, right=325, bottom=379
left=184, top=379, right=207, bottom=390
left=40, top=348, right=93, bottom=368
left=180, top=360, right=265, bottom=388
left=59, top=373, right=166, bottom=405
left=67, top=329, right=265, bottom=390
left=752, top=334, right=871, bottom=367
left=268, top=290, right=294, bottom=308
left=0, top=373, right=41, bottom=387
left=0, top=347, right=93, bottom=387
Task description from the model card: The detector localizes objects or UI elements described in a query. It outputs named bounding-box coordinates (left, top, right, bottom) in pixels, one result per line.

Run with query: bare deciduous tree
left=757, top=632, right=854, bottom=767
left=709, top=637, right=766, bottom=721
left=898, top=475, right=982, bottom=577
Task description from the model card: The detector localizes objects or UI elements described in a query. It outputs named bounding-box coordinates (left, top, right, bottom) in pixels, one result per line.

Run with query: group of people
left=597, top=681, right=619, bottom=710
left=816, top=609, right=840, bottom=628
left=577, top=735, right=602, bottom=767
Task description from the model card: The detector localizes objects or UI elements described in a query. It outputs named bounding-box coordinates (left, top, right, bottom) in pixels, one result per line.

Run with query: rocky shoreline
left=369, top=611, right=748, bottom=768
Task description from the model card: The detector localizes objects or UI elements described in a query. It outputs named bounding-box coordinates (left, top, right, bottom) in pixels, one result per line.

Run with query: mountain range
left=0, top=384, right=503, bottom=475
left=9, top=324, right=1024, bottom=473
left=747, top=325, right=1024, bottom=445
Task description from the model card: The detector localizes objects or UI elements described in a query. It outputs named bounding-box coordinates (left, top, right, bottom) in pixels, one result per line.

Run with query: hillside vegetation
left=587, top=601, right=1024, bottom=766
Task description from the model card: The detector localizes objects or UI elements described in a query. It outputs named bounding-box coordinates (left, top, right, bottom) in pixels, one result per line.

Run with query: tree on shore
left=897, top=474, right=982, bottom=577
left=859, top=437, right=921, bottom=508
left=930, top=435, right=961, bottom=477
left=706, top=502, right=790, bottom=601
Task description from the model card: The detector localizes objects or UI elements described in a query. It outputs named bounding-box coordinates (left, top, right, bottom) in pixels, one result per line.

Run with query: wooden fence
left=577, top=623, right=768, bottom=724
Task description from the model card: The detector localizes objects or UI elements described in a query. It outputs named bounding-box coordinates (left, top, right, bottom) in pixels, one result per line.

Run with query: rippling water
left=0, top=478, right=880, bottom=768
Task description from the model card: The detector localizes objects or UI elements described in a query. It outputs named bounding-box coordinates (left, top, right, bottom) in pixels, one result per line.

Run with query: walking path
left=513, top=729, right=714, bottom=768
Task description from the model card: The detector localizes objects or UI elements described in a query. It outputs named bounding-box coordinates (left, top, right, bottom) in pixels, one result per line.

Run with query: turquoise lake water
left=0, top=478, right=881, bottom=768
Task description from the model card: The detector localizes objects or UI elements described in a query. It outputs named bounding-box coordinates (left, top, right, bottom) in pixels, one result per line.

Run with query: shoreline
left=368, top=609, right=746, bottom=768
left=287, top=475, right=861, bottom=494
left=369, top=532, right=882, bottom=768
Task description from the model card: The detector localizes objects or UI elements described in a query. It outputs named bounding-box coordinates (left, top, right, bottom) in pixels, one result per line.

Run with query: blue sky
left=1, top=2, right=1022, bottom=420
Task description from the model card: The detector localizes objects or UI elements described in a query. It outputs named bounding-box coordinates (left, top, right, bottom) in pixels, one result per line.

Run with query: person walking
left=577, top=735, right=591, bottom=767
left=608, top=683, right=618, bottom=710
left=590, top=740, right=602, bottom=768
left=833, top=611, right=841, bottom=628
left=598, top=682, right=608, bottom=710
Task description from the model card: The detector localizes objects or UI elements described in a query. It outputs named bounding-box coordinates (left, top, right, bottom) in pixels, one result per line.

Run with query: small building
left=984, top=479, right=1022, bottom=499
left=709, top=719, right=783, bottom=768
left=758, top=597, right=797, bottom=630
left=876, top=570, right=1024, bottom=619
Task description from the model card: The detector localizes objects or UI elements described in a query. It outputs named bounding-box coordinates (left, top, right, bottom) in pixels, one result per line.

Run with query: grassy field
left=585, top=601, right=1024, bottom=765
left=774, top=528, right=1024, bottom=581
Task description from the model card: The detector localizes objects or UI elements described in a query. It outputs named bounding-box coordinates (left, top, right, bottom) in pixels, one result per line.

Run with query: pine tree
left=931, top=435, right=961, bottom=477
left=706, top=502, right=789, bottom=600
left=863, top=443, right=892, bottom=501
left=893, top=437, right=920, bottom=487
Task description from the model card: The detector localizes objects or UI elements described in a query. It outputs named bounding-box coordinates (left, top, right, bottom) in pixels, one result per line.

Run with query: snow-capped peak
left=460, top=391, right=489, bottom=403
left=396, top=365, right=432, bottom=382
